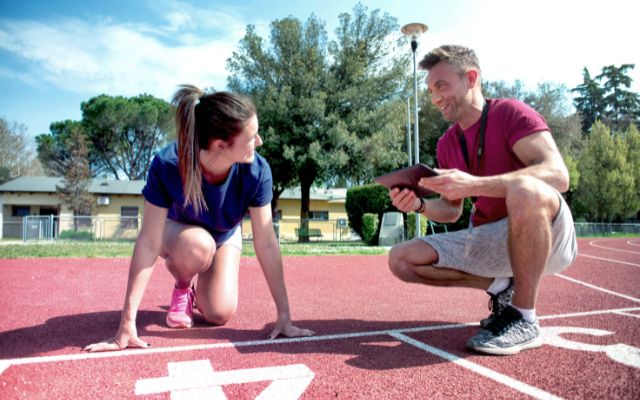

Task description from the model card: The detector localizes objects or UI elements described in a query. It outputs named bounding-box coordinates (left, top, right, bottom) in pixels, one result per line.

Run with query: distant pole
left=405, top=97, right=412, bottom=167
left=401, top=22, right=428, bottom=237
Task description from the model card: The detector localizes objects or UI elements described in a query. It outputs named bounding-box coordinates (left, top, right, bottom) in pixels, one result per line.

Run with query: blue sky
left=1, top=0, right=638, bottom=144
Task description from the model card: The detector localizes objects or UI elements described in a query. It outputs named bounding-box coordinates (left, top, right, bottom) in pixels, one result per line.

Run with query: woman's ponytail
left=172, top=84, right=207, bottom=214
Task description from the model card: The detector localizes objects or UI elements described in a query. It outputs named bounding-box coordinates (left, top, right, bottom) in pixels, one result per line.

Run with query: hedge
left=345, top=184, right=392, bottom=242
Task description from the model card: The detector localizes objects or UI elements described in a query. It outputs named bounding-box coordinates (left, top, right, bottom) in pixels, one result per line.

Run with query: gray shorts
left=419, top=193, right=577, bottom=278
left=218, top=226, right=242, bottom=250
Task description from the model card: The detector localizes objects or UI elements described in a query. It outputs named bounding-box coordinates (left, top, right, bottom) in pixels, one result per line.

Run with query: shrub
left=59, top=230, right=94, bottom=240
left=406, top=212, right=429, bottom=238
left=361, top=213, right=380, bottom=245
left=345, top=184, right=392, bottom=240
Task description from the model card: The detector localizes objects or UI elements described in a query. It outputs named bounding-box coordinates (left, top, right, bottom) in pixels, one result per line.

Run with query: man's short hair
left=419, top=45, right=481, bottom=76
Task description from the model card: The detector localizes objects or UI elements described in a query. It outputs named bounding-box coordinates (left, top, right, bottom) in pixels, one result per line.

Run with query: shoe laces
left=169, top=288, right=193, bottom=313
left=487, top=293, right=499, bottom=313
left=485, top=306, right=521, bottom=335
left=487, top=279, right=514, bottom=314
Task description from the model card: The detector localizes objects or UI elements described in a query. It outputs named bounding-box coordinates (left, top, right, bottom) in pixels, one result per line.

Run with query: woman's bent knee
left=170, top=234, right=215, bottom=273
left=201, top=306, right=236, bottom=326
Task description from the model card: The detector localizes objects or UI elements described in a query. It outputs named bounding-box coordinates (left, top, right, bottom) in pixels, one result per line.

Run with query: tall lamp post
left=401, top=22, right=427, bottom=237
left=405, top=97, right=412, bottom=167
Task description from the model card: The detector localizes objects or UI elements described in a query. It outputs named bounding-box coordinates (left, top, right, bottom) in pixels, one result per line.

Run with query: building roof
left=0, top=176, right=346, bottom=200
left=0, top=176, right=145, bottom=195
left=280, top=187, right=346, bottom=202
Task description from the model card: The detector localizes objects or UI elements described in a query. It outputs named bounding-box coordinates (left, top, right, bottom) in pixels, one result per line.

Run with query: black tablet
left=374, top=163, right=439, bottom=197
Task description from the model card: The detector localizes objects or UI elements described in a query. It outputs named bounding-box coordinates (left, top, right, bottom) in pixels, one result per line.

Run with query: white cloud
left=0, top=7, right=252, bottom=101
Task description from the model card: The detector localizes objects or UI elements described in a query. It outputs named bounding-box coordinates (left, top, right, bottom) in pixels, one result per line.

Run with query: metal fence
left=268, top=218, right=356, bottom=243
left=3, top=217, right=638, bottom=241
left=7, top=215, right=142, bottom=241
left=573, top=222, right=640, bottom=237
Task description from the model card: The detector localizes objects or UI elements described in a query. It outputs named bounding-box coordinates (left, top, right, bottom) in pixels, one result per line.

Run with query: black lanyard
left=458, top=100, right=489, bottom=203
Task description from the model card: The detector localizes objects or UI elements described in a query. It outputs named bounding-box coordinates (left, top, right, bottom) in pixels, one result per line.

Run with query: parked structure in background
left=0, top=176, right=144, bottom=240
left=241, top=187, right=351, bottom=242
left=0, top=176, right=352, bottom=241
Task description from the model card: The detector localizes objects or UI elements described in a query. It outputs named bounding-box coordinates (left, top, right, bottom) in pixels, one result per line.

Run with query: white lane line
left=627, top=240, right=640, bottom=247
left=588, top=240, right=640, bottom=255
left=388, top=332, right=563, bottom=400
left=577, top=253, right=640, bottom=268
left=3, top=307, right=639, bottom=370
left=538, top=307, right=640, bottom=321
left=613, top=311, right=640, bottom=319
left=0, top=322, right=475, bottom=369
left=554, top=273, right=640, bottom=303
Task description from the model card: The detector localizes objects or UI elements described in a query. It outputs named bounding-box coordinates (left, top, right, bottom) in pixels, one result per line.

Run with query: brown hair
left=418, top=45, right=481, bottom=77
left=171, top=84, right=256, bottom=214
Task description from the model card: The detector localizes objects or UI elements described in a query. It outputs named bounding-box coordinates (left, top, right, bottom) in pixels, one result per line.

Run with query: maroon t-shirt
left=435, top=98, right=550, bottom=226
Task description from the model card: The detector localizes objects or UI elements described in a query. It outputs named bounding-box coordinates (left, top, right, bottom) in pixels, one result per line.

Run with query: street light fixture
left=401, top=22, right=427, bottom=237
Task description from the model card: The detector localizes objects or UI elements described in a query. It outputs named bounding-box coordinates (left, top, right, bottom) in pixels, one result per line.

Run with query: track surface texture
left=1, top=237, right=639, bottom=399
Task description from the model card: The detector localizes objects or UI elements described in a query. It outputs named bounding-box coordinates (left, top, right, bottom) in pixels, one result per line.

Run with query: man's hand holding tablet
left=374, top=163, right=440, bottom=198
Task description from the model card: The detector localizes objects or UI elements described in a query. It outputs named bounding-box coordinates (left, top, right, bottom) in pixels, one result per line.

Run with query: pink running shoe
left=166, top=286, right=195, bottom=328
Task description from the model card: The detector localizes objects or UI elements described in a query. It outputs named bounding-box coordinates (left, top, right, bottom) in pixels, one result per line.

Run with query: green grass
left=2, top=234, right=636, bottom=259
left=0, top=240, right=136, bottom=258
left=0, top=240, right=388, bottom=259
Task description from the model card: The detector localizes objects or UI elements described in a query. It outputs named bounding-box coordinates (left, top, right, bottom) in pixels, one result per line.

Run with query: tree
left=417, top=92, right=449, bottom=167
left=528, top=82, right=583, bottom=157
left=228, top=15, right=333, bottom=228
left=0, top=117, right=42, bottom=183
left=324, top=5, right=409, bottom=182
left=572, top=67, right=606, bottom=132
left=572, top=65, right=640, bottom=133
left=81, top=94, right=173, bottom=179
left=596, top=64, right=640, bottom=131
left=56, top=124, right=95, bottom=222
left=227, top=4, right=408, bottom=239
left=37, top=94, right=173, bottom=180
left=485, top=80, right=583, bottom=157
left=36, top=120, right=82, bottom=176
left=623, top=124, right=640, bottom=220
left=563, top=154, right=580, bottom=210
left=484, top=79, right=529, bottom=101
left=575, top=121, right=636, bottom=221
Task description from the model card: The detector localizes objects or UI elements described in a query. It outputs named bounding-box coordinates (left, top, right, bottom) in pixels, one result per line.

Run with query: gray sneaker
left=467, top=305, right=543, bottom=355
left=480, top=278, right=514, bottom=328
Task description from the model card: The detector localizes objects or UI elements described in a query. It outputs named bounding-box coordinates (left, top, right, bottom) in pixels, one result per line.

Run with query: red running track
left=0, top=237, right=639, bottom=399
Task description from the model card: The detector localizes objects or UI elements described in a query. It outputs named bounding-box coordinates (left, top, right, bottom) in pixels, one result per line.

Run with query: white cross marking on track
left=134, top=360, right=314, bottom=399
left=543, top=326, right=640, bottom=369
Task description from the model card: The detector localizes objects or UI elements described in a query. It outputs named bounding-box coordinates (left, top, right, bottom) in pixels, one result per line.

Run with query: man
left=387, top=45, right=577, bottom=355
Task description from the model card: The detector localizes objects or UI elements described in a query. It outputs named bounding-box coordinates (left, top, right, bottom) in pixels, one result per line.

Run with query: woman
left=85, top=85, right=313, bottom=352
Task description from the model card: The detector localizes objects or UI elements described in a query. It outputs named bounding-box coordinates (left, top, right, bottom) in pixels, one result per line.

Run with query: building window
left=12, top=206, right=30, bottom=217
left=309, top=211, right=329, bottom=221
left=39, top=207, right=58, bottom=216
left=121, top=206, right=139, bottom=229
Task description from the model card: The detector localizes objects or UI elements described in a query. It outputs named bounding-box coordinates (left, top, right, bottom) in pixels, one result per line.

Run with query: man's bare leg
left=506, top=176, right=559, bottom=310
left=388, top=239, right=492, bottom=290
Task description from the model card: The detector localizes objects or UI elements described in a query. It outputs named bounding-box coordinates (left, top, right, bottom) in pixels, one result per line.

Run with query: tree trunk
left=298, top=172, right=314, bottom=243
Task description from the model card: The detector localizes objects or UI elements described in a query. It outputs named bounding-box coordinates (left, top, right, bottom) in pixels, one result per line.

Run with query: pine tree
left=572, top=67, right=605, bottom=133
left=596, top=64, right=640, bottom=132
